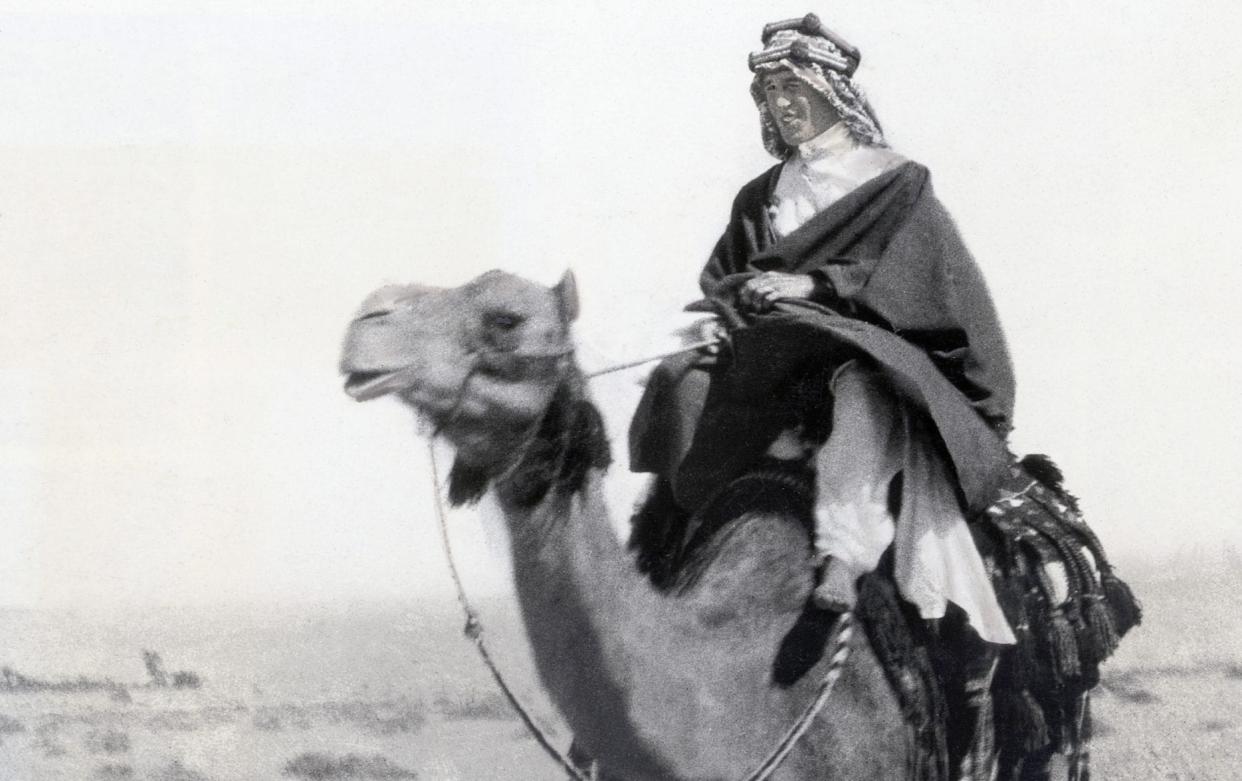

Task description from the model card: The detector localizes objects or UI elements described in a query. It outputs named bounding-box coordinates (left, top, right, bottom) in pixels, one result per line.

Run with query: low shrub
left=85, top=728, right=131, bottom=754
left=434, top=690, right=514, bottom=721
left=0, top=665, right=117, bottom=693
left=150, top=759, right=210, bottom=781
left=282, top=752, right=417, bottom=779
left=319, top=698, right=426, bottom=736
left=146, top=710, right=200, bottom=732
left=171, top=671, right=202, bottom=689
left=253, top=709, right=284, bottom=732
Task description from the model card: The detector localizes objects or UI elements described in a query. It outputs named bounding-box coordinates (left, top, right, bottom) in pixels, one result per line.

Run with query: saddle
left=627, top=453, right=1141, bottom=781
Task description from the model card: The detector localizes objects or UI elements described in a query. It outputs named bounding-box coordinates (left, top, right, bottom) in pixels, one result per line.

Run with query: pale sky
left=2, top=1, right=1240, bottom=607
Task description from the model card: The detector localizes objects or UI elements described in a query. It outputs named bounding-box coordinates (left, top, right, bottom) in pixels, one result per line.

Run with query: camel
left=339, top=269, right=1136, bottom=780
left=340, top=269, right=920, bottom=780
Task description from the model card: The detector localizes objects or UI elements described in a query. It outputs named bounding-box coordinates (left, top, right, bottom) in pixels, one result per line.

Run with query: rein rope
left=741, top=613, right=855, bottom=781
left=424, top=337, right=856, bottom=781
left=584, top=336, right=721, bottom=378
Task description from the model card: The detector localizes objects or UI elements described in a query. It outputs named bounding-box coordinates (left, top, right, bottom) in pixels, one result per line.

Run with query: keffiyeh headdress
left=749, top=13, right=887, bottom=156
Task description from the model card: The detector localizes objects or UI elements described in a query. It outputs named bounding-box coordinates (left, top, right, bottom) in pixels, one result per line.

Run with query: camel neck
left=497, top=474, right=686, bottom=778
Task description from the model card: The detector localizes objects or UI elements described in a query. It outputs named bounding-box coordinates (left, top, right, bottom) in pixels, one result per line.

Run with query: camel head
left=340, top=269, right=586, bottom=488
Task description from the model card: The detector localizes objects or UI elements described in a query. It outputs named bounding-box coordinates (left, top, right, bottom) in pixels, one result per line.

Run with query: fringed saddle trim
left=856, top=571, right=950, bottom=781
left=979, top=455, right=1142, bottom=775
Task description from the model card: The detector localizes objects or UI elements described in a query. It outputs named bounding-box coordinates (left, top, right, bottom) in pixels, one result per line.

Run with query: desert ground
left=1, top=571, right=1237, bottom=780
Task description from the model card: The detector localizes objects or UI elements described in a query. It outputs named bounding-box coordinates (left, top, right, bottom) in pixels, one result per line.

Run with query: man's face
left=762, top=70, right=840, bottom=147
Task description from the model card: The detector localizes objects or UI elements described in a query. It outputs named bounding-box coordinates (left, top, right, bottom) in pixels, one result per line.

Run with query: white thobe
left=769, top=123, right=1015, bottom=645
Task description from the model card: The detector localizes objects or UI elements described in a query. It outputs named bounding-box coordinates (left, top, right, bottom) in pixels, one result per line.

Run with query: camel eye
left=485, top=311, right=524, bottom=332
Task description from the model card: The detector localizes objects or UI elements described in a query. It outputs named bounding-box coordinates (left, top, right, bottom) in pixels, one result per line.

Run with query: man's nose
left=775, top=95, right=791, bottom=108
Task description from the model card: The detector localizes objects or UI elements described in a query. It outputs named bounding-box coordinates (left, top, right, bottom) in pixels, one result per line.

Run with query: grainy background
left=1, top=2, right=1239, bottom=778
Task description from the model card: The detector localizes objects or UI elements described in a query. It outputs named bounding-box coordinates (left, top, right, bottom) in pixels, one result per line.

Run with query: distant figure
left=142, top=649, right=169, bottom=687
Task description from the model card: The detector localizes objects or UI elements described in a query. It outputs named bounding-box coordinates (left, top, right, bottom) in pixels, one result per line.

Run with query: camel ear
left=553, top=270, right=579, bottom=324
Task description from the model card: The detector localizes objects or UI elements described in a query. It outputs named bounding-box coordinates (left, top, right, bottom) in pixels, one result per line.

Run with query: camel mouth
left=343, top=370, right=406, bottom=401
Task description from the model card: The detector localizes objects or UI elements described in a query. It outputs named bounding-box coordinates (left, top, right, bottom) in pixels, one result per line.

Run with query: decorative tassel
left=1082, top=596, right=1119, bottom=663
left=1019, top=453, right=1065, bottom=492
left=1019, top=453, right=1084, bottom=514
left=1047, top=610, right=1081, bottom=678
left=1022, top=691, right=1051, bottom=752
left=995, top=688, right=1050, bottom=754
left=1018, top=690, right=1051, bottom=753
left=1013, top=626, right=1037, bottom=687
left=1102, top=573, right=1143, bottom=637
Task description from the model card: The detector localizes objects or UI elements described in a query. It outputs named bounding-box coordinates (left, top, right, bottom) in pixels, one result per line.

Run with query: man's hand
left=697, top=318, right=727, bottom=355
left=738, top=272, right=817, bottom=312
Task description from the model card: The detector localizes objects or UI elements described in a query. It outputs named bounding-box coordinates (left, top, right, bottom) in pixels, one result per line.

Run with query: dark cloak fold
left=630, top=161, right=1015, bottom=513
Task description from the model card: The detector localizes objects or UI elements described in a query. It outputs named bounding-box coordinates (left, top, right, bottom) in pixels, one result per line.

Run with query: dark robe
left=630, top=160, right=1015, bottom=514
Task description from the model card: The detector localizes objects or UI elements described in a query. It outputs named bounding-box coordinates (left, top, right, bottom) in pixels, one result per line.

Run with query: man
left=633, top=12, right=1013, bottom=623
left=628, top=15, right=1016, bottom=773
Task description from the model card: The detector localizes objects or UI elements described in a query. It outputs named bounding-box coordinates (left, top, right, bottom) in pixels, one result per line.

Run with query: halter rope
left=584, top=336, right=721, bottom=378
left=423, top=338, right=856, bottom=781
left=428, top=443, right=593, bottom=781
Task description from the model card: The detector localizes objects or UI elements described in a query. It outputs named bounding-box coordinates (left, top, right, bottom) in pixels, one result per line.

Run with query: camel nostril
left=356, top=309, right=392, bottom=322
left=344, top=371, right=385, bottom=388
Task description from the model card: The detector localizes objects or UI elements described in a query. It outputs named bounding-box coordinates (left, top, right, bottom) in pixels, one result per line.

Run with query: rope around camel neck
left=427, top=444, right=591, bottom=780
left=426, top=440, right=856, bottom=781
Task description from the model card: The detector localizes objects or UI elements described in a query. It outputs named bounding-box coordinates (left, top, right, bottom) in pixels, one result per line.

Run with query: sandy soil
left=0, top=575, right=1236, bottom=780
